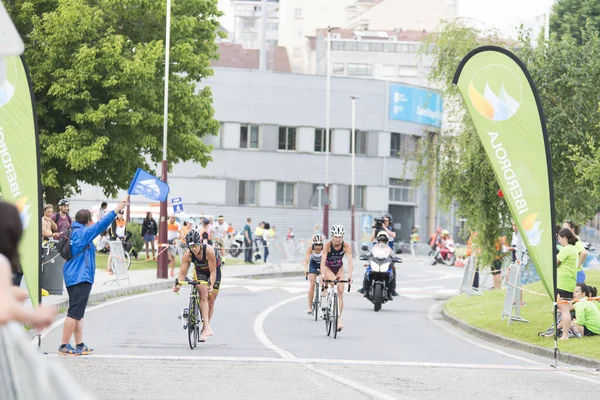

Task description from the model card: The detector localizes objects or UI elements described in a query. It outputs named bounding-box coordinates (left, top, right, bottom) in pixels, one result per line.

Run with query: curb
left=229, top=270, right=305, bottom=280
left=441, top=306, right=600, bottom=369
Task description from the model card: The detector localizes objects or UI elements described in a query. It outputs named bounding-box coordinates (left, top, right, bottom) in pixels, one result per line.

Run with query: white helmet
left=376, top=230, right=389, bottom=242
left=330, top=224, right=345, bottom=237
left=312, top=234, right=324, bottom=245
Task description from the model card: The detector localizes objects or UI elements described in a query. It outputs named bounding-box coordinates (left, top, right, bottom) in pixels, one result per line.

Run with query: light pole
left=350, top=96, right=360, bottom=245
left=158, top=0, right=172, bottom=279
left=323, top=26, right=338, bottom=238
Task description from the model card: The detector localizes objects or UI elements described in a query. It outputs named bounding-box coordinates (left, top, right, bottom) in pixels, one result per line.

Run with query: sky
left=216, top=0, right=556, bottom=39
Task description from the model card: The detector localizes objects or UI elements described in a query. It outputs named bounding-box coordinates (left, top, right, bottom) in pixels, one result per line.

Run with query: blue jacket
left=63, top=210, right=117, bottom=287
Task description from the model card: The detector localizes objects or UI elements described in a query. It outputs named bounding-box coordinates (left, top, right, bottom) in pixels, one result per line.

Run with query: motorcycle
left=228, top=231, right=245, bottom=258
left=429, top=245, right=456, bottom=266
left=360, top=245, right=402, bottom=312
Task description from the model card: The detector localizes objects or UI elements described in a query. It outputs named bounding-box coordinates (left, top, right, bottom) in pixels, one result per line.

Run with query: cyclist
left=362, top=231, right=396, bottom=301
left=320, top=224, right=353, bottom=332
left=303, top=233, right=325, bottom=314
left=173, top=230, right=218, bottom=342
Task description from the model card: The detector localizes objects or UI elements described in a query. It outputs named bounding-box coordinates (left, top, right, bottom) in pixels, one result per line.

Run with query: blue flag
left=127, top=168, right=170, bottom=202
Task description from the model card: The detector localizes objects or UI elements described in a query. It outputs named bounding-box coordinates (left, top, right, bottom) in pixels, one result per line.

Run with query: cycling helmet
left=376, top=231, right=389, bottom=243
left=186, top=230, right=201, bottom=245
left=381, top=213, right=393, bottom=224
left=58, top=199, right=69, bottom=206
left=312, top=234, right=324, bottom=245
left=330, top=224, right=345, bottom=237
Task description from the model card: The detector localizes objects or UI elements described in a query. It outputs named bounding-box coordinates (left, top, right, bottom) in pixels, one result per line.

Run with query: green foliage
left=127, top=222, right=144, bottom=253
left=6, top=0, right=223, bottom=202
left=550, top=0, right=600, bottom=43
left=416, top=21, right=512, bottom=265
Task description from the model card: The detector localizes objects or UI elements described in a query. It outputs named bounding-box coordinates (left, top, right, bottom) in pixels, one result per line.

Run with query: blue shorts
left=308, top=259, right=320, bottom=274
left=143, top=234, right=155, bottom=242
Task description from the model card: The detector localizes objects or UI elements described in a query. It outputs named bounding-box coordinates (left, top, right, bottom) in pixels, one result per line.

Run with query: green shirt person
left=572, top=284, right=600, bottom=336
left=557, top=243, right=578, bottom=294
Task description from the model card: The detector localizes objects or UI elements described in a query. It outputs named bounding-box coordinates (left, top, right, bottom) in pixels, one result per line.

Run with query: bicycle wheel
left=124, top=251, right=132, bottom=270
left=333, top=293, right=339, bottom=339
left=188, top=291, right=198, bottom=350
left=325, top=294, right=332, bottom=337
left=313, top=281, right=320, bottom=322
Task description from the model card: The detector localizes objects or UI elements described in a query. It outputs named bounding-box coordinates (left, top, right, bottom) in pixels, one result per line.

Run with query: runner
left=320, top=224, right=353, bottom=331
left=303, top=233, right=325, bottom=314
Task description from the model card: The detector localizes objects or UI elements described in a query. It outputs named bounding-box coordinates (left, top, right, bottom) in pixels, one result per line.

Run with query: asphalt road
left=40, top=258, right=600, bottom=399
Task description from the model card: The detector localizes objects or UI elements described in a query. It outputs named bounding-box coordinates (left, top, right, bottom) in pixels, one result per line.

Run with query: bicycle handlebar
left=323, top=279, right=352, bottom=292
left=175, top=279, right=209, bottom=286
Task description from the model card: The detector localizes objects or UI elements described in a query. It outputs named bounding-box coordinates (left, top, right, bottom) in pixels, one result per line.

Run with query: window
left=311, top=184, right=327, bottom=208
left=331, top=41, right=343, bottom=50
left=347, top=63, right=372, bottom=76
left=383, top=65, right=395, bottom=77
left=396, top=43, right=408, bottom=52
left=369, top=42, right=382, bottom=52
left=408, top=44, right=420, bottom=53
left=358, top=42, right=370, bottom=51
left=276, top=182, right=295, bottom=207
left=389, top=179, right=416, bottom=203
left=349, top=130, right=368, bottom=155
left=268, top=22, right=279, bottom=31
left=294, top=28, right=302, bottom=38
left=278, top=126, right=296, bottom=150
left=344, top=41, right=358, bottom=51
left=390, top=133, right=401, bottom=157
left=398, top=66, right=418, bottom=77
left=238, top=181, right=259, bottom=206
left=314, top=129, right=332, bottom=152
left=294, top=8, right=302, bottom=18
left=332, top=63, right=344, bottom=75
left=348, top=185, right=365, bottom=209
left=240, top=125, right=259, bottom=149
left=383, top=42, right=396, bottom=52
left=293, top=47, right=302, bottom=57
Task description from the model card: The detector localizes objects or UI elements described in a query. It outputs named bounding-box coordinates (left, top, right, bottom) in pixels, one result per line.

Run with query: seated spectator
left=96, top=230, right=111, bottom=253
left=571, top=283, right=600, bottom=337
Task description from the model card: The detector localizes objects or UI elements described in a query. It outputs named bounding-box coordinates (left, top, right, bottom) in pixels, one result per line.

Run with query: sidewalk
left=34, top=261, right=304, bottom=310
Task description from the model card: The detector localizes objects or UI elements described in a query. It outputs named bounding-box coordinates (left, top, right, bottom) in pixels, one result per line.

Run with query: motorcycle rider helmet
left=376, top=231, right=389, bottom=243
left=442, top=229, right=449, bottom=237
left=185, top=230, right=201, bottom=246
left=381, top=213, right=393, bottom=224
left=312, top=234, right=324, bottom=245
left=58, top=199, right=69, bottom=207
left=330, top=224, right=345, bottom=237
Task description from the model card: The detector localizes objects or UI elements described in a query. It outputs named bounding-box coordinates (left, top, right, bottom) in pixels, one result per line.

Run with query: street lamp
left=324, top=26, right=339, bottom=238
left=157, top=0, right=172, bottom=279
left=350, top=96, right=360, bottom=246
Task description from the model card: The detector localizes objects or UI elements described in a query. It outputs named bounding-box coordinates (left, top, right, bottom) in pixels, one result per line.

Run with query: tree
left=550, top=0, right=600, bottom=43
left=417, top=21, right=600, bottom=261
left=6, top=0, right=223, bottom=203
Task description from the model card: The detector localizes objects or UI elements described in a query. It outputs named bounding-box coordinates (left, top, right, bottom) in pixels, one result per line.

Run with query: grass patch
left=94, top=252, right=247, bottom=271
left=445, top=270, right=600, bottom=360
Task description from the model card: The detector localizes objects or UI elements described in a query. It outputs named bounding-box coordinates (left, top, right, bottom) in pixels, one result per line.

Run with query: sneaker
left=58, top=344, right=78, bottom=356
left=76, top=343, right=94, bottom=355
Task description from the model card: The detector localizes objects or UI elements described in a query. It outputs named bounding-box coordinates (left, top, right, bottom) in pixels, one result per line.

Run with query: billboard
left=388, top=84, right=442, bottom=127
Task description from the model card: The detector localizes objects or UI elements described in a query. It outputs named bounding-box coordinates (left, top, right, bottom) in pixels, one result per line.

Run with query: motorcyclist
left=432, top=229, right=454, bottom=265
left=369, top=213, right=396, bottom=249
left=360, top=231, right=397, bottom=301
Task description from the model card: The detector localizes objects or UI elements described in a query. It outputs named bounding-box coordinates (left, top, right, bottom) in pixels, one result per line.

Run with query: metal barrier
left=0, top=323, right=94, bottom=399
left=459, top=256, right=482, bottom=296
left=259, top=238, right=307, bottom=272
left=104, top=241, right=130, bottom=287
left=502, top=262, right=529, bottom=325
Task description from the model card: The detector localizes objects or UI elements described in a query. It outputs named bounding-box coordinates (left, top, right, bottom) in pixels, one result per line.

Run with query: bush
left=127, top=222, right=145, bottom=252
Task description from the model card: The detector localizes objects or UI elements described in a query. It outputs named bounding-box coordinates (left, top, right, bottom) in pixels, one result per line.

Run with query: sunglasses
left=188, top=244, right=201, bottom=249
left=314, top=243, right=323, bottom=246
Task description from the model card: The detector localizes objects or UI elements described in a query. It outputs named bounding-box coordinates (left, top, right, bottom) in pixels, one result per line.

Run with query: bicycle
left=175, top=278, right=209, bottom=350
left=305, top=271, right=323, bottom=322
left=322, top=279, right=351, bottom=339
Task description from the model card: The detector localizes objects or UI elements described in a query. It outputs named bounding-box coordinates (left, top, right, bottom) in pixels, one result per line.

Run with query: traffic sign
left=171, top=197, right=184, bottom=214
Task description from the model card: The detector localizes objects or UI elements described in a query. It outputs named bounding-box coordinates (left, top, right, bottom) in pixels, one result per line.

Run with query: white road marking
left=245, top=286, right=276, bottom=292
left=280, top=287, right=306, bottom=294
left=401, top=294, right=433, bottom=300
left=253, top=295, right=400, bottom=400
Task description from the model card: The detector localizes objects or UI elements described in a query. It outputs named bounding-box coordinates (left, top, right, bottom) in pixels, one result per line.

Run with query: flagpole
left=158, top=0, right=171, bottom=279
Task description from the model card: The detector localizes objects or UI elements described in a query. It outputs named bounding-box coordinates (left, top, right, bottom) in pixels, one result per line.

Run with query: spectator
left=110, top=210, right=127, bottom=240
left=555, top=228, right=580, bottom=341
left=41, top=204, right=58, bottom=241
left=141, top=212, right=157, bottom=260
left=213, top=215, right=229, bottom=259
left=263, top=222, right=271, bottom=263
left=571, top=283, right=600, bottom=337
left=167, top=214, right=182, bottom=277
left=96, top=231, right=110, bottom=254
left=98, top=201, right=108, bottom=220
left=244, top=217, right=253, bottom=264
left=563, top=220, right=587, bottom=284
left=53, top=199, right=72, bottom=236
left=58, top=199, right=126, bottom=355
left=287, top=227, right=295, bottom=241
left=254, top=222, right=265, bottom=262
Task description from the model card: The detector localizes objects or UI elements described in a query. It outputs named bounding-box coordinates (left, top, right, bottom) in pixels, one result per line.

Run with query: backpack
left=53, top=213, right=72, bottom=226
left=56, top=227, right=87, bottom=261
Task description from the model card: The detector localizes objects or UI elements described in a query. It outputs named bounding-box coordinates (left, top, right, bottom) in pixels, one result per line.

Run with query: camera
left=373, top=218, right=384, bottom=229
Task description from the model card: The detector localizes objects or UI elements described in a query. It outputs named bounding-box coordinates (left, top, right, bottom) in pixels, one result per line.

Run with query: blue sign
left=127, top=168, right=170, bottom=202
left=172, top=197, right=184, bottom=214
left=389, top=84, right=443, bottom=126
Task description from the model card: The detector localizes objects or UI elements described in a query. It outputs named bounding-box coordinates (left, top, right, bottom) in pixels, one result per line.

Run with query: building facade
left=70, top=68, right=455, bottom=242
